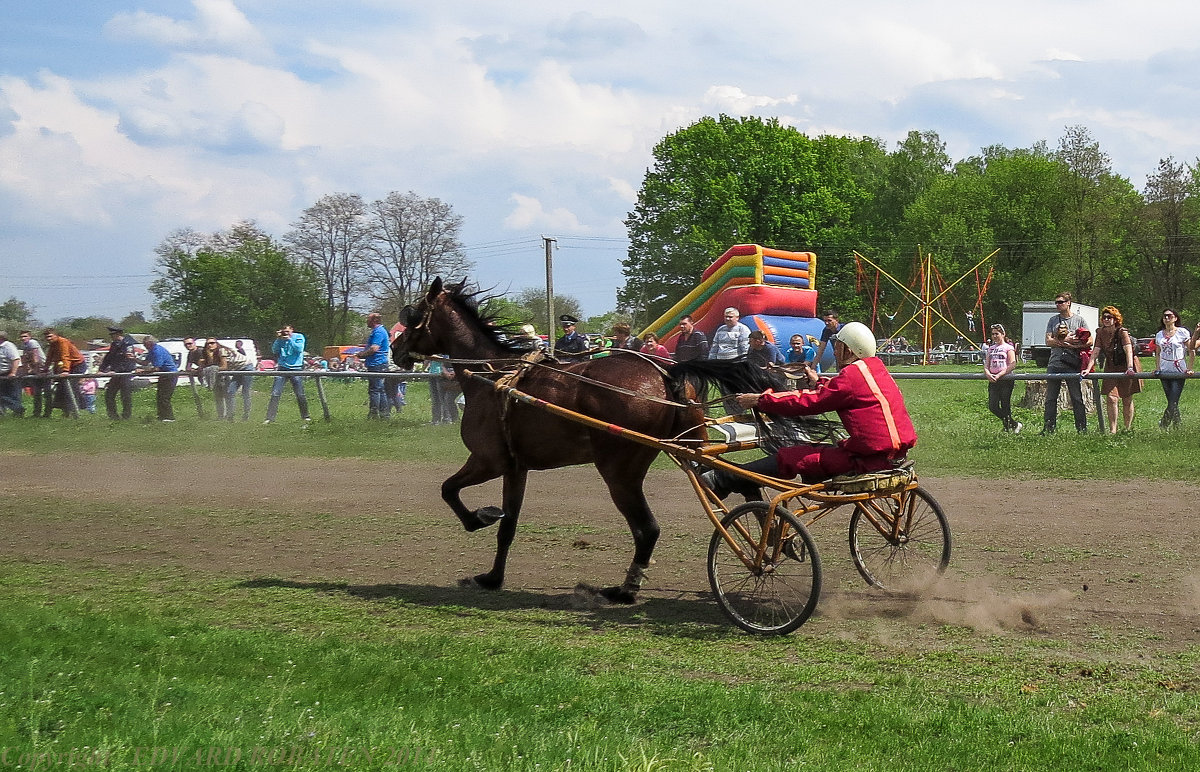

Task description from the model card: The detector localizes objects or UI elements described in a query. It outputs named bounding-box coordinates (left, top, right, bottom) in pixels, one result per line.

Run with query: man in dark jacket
left=99, top=326, right=139, bottom=420
left=673, top=315, right=709, bottom=362
left=554, top=315, right=588, bottom=358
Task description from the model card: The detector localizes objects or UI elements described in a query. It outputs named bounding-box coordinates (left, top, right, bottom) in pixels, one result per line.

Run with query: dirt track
left=3, top=450, right=1198, bottom=650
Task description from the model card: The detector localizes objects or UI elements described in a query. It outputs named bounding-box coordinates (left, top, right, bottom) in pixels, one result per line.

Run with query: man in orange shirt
left=44, top=328, right=87, bottom=417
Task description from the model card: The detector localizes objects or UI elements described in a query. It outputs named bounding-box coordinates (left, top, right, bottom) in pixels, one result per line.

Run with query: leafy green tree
left=0, top=296, right=38, bottom=328
left=1055, top=126, right=1141, bottom=304
left=150, top=222, right=327, bottom=351
left=621, top=115, right=876, bottom=322
left=1136, top=156, right=1200, bottom=319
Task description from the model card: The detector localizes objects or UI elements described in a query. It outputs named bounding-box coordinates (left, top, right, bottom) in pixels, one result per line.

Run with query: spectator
left=708, top=307, right=750, bottom=360
left=264, top=325, right=311, bottom=424
left=139, top=335, right=179, bottom=422
left=1083, top=306, right=1139, bottom=433
left=1042, top=292, right=1090, bottom=434
left=786, top=334, right=816, bottom=366
left=428, top=359, right=459, bottom=425
left=198, top=338, right=228, bottom=418
left=747, top=330, right=785, bottom=369
left=639, top=332, right=670, bottom=360
left=221, top=339, right=255, bottom=421
left=182, top=337, right=204, bottom=382
left=98, top=326, right=138, bottom=420
left=983, top=324, right=1020, bottom=433
left=673, top=315, right=709, bottom=362
left=814, top=312, right=843, bottom=370
left=1154, top=308, right=1191, bottom=429
left=555, top=315, right=588, bottom=357
left=609, top=322, right=642, bottom=352
left=362, top=312, right=392, bottom=420
left=0, top=331, right=23, bottom=417
left=18, top=330, right=51, bottom=418
left=44, top=329, right=86, bottom=417
left=78, top=376, right=97, bottom=414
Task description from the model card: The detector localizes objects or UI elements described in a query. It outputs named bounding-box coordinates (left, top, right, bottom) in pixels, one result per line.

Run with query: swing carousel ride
left=855, top=248, right=998, bottom=365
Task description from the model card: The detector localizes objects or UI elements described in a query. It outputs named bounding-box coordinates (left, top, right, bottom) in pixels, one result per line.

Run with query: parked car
left=1135, top=337, right=1156, bottom=357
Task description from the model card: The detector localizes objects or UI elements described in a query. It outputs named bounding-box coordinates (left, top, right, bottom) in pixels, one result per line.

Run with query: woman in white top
left=983, top=324, right=1020, bottom=432
left=1154, top=308, right=1192, bottom=428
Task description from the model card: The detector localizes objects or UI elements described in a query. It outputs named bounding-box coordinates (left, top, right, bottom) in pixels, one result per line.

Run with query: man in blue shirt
left=362, top=312, right=392, bottom=420
left=139, top=335, right=179, bottom=422
left=264, top=324, right=311, bottom=424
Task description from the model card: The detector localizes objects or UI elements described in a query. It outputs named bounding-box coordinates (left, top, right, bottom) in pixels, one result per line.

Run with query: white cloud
left=104, top=0, right=268, bottom=57
left=703, top=86, right=798, bottom=113
left=503, top=194, right=586, bottom=232
left=6, top=1, right=1200, bottom=320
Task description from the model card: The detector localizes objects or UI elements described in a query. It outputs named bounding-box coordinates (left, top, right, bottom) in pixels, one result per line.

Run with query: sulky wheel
left=848, top=485, right=951, bottom=591
left=707, top=501, right=822, bottom=635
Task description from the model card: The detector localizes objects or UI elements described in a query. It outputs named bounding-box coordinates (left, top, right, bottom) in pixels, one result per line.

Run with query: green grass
left=3, top=554, right=1198, bottom=771
left=3, top=369, right=1200, bottom=769
left=5, top=364, right=1200, bottom=478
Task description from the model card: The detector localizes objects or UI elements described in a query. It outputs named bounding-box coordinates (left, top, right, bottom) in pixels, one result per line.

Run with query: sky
left=3, top=0, right=1200, bottom=325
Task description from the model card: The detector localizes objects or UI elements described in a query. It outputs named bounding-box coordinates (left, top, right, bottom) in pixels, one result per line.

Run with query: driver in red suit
left=703, top=321, right=917, bottom=499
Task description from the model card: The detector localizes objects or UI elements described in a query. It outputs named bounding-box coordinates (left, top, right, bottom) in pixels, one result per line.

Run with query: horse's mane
left=666, top=358, right=846, bottom=450
left=665, top=358, right=778, bottom=400
left=442, top=280, right=538, bottom=355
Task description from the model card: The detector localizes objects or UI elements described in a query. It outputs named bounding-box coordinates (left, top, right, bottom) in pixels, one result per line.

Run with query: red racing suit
left=756, top=357, right=917, bottom=479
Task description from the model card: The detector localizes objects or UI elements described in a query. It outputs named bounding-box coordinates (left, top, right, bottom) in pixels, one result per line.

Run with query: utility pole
left=543, top=236, right=557, bottom=356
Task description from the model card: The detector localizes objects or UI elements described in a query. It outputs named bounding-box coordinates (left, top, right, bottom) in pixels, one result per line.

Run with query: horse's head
left=392, top=277, right=447, bottom=369
left=392, top=276, right=532, bottom=370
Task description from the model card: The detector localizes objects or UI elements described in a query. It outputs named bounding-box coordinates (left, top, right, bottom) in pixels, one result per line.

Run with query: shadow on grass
left=237, top=577, right=737, bottom=639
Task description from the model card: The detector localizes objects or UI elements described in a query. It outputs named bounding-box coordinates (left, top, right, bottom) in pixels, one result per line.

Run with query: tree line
left=621, top=118, right=1200, bottom=337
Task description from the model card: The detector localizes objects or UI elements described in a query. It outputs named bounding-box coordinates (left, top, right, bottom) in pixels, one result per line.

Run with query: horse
left=393, top=278, right=715, bottom=604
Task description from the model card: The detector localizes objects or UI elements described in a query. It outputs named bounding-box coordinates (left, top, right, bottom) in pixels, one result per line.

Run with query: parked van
left=159, top=338, right=260, bottom=379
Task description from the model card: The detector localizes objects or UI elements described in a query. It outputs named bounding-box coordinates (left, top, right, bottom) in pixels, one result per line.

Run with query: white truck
left=1021, top=300, right=1099, bottom=367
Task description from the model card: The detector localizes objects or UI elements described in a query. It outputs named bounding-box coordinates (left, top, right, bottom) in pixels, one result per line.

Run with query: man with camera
left=263, top=325, right=311, bottom=424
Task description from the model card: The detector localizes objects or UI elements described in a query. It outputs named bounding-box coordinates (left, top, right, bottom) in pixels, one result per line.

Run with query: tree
left=150, top=222, right=326, bottom=350
left=1055, top=125, right=1140, bottom=303
left=484, top=287, right=584, bottom=335
left=1137, top=156, right=1200, bottom=315
left=621, top=116, right=875, bottom=322
left=284, top=193, right=373, bottom=343
left=0, top=296, right=38, bottom=330
left=365, top=191, right=473, bottom=319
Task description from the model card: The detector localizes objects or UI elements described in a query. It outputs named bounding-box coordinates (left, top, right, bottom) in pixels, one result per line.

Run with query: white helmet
left=834, top=321, right=876, bottom=359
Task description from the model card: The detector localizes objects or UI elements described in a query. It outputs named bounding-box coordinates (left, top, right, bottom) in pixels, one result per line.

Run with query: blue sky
left=3, top=0, right=1200, bottom=325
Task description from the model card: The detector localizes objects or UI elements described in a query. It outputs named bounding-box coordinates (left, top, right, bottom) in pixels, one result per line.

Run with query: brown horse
left=393, top=278, right=708, bottom=603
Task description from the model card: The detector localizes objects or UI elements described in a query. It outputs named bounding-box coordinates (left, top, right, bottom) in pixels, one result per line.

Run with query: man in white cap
left=703, top=321, right=917, bottom=498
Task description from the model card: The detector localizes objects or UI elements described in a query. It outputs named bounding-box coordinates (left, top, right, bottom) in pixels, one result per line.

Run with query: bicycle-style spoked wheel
left=849, top=485, right=951, bottom=591
left=708, top=502, right=822, bottom=635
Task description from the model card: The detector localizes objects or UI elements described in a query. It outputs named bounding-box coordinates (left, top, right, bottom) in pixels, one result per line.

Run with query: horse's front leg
left=442, top=455, right=508, bottom=532
left=464, top=467, right=528, bottom=591
left=592, top=450, right=660, bottom=605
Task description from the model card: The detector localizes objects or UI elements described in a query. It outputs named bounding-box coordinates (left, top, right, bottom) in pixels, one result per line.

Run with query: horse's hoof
left=459, top=573, right=502, bottom=591
left=459, top=506, right=504, bottom=532
left=598, top=585, right=638, bottom=605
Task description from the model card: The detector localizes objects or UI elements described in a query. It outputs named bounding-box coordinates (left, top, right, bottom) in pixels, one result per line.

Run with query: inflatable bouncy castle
left=643, top=244, right=831, bottom=366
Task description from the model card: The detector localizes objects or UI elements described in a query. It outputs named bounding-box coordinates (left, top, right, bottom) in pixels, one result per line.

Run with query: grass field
left=1, top=369, right=1199, bottom=770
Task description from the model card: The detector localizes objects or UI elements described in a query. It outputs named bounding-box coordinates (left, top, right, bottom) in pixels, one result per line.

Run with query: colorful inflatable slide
left=644, top=244, right=832, bottom=366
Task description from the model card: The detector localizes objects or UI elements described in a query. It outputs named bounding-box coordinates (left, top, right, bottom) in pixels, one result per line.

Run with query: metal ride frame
left=471, top=369, right=952, bottom=637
